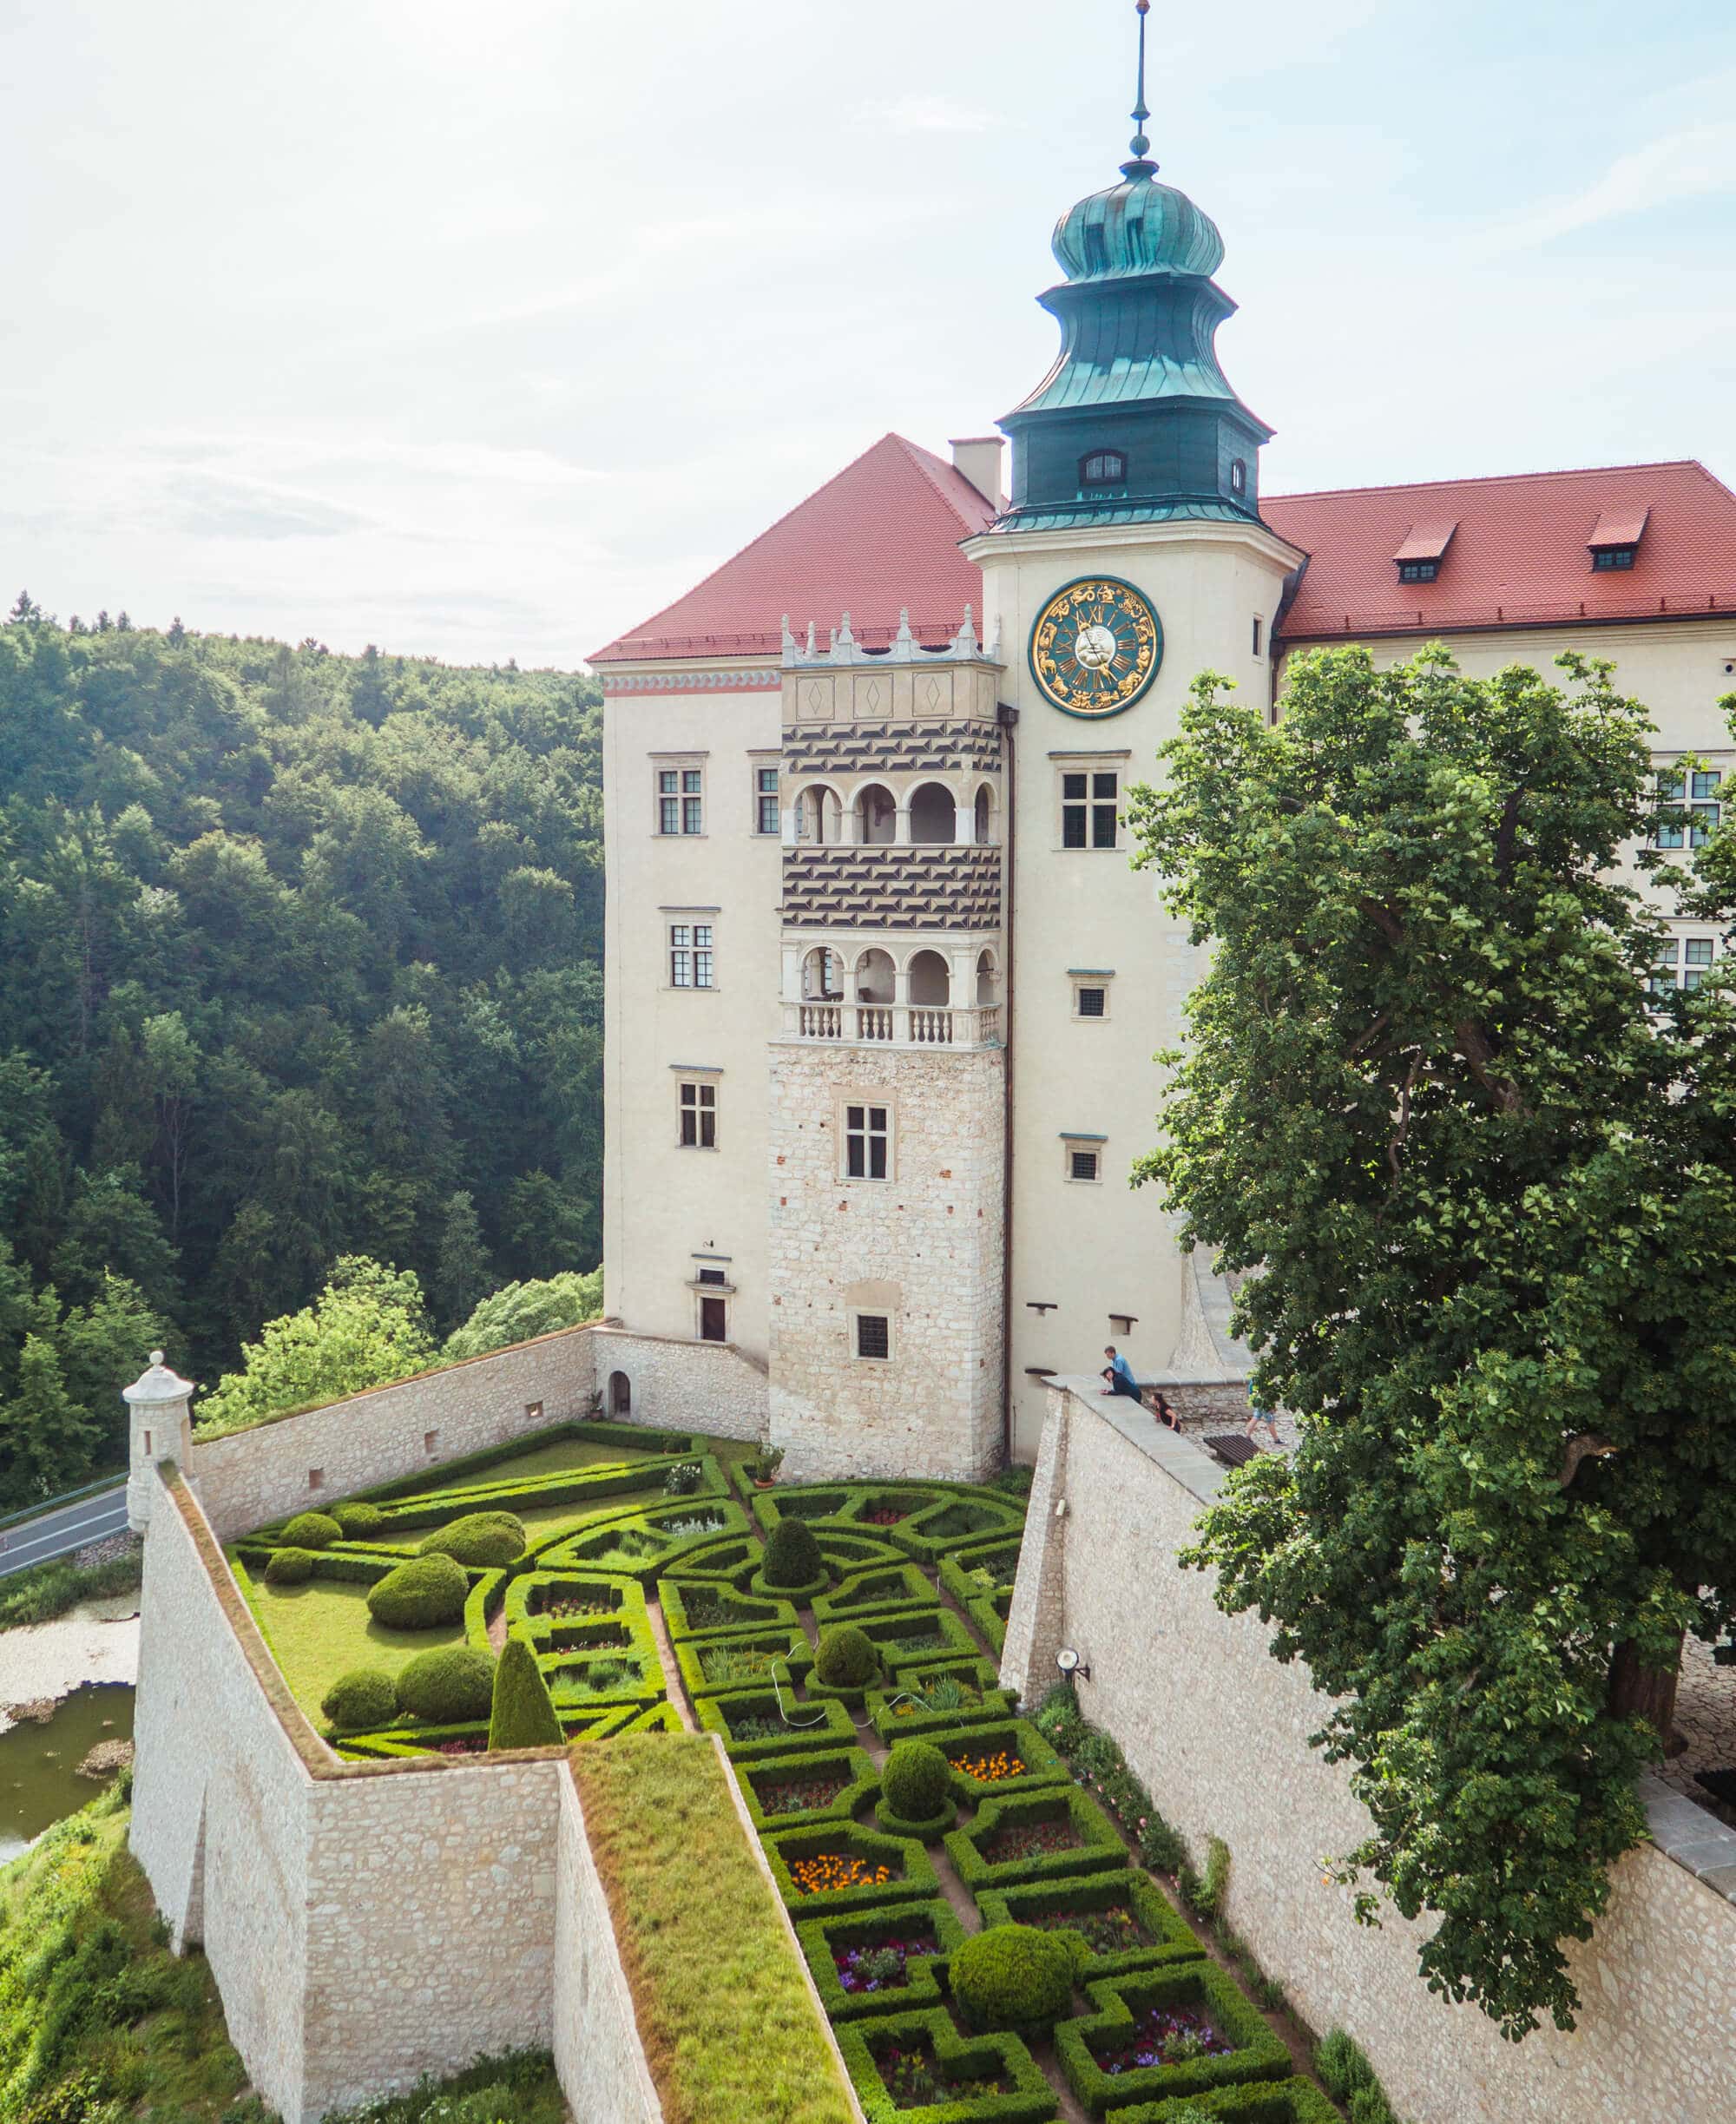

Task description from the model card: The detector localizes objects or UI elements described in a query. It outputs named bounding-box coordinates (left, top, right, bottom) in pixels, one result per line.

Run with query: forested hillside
left=0, top=598, right=604, bottom=1506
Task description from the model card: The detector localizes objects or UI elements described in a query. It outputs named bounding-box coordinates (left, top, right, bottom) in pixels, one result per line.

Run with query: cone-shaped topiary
left=331, top=1501, right=386, bottom=1537
left=761, top=1516, right=824, bottom=1589
left=320, top=1667, right=398, bottom=1734
left=282, top=1511, right=341, bottom=1549
left=416, top=1510, right=527, bottom=1568
left=950, top=1922, right=1076, bottom=2034
left=882, top=1739, right=952, bottom=1821
left=488, top=1637, right=563, bottom=1751
left=814, top=1623, right=878, bottom=1688
left=366, top=1552, right=469, bottom=1628
left=396, top=1644, right=496, bottom=1723
left=265, top=1547, right=314, bottom=1586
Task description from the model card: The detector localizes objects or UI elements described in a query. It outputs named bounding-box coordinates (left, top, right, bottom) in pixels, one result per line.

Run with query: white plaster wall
left=970, top=521, right=1300, bottom=1460
left=1007, top=1386, right=1736, bottom=2124
left=188, top=1325, right=599, bottom=1540
left=586, top=1324, right=769, bottom=1442
left=602, top=673, right=784, bottom=1362
left=552, top=1763, right=664, bottom=2124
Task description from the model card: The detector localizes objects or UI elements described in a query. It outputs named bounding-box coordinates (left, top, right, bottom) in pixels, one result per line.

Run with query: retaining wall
left=1003, top=1380, right=1736, bottom=2124
left=587, top=1325, right=770, bottom=1444
left=552, top=1767, right=665, bottom=2124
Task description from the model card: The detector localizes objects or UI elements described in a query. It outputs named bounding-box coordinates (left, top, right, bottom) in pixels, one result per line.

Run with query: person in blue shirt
left=1100, top=1345, right=1142, bottom=1407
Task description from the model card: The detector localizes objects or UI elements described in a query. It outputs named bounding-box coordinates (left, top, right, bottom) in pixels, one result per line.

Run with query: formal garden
left=232, top=1423, right=1399, bottom=2124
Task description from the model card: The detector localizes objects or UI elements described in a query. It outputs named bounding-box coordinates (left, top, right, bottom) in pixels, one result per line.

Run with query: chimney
left=950, top=437, right=1004, bottom=510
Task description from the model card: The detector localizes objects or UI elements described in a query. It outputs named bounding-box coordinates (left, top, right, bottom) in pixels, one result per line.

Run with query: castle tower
left=965, top=3, right=1305, bottom=1456
left=125, top=1350, right=195, bottom=1532
left=766, top=612, right=1009, bottom=1481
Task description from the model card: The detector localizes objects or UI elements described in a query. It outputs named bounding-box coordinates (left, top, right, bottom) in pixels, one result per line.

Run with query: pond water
left=0, top=1683, right=135, bottom=1863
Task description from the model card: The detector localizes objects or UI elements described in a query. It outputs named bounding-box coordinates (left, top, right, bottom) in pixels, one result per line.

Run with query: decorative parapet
left=782, top=845, right=1003, bottom=930
left=783, top=608, right=1004, bottom=730
left=782, top=606, right=1000, bottom=668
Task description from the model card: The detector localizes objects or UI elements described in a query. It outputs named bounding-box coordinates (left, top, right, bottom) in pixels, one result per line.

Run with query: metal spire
left=1121, top=0, right=1158, bottom=180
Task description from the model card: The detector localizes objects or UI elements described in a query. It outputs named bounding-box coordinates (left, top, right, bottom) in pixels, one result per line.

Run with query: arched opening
left=853, top=783, right=898, bottom=845
left=908, top=950, right=950, bottom=1008
left=974, top=784, right=996, bottom=845
left=976, top=950, right=999, bottom=1008
left=608, top=1370, right=631, bottom=1417
left=802, top=946, right=845, bottom=1001
left=855, top=949, right=896, bottom=1005
left=798, top=783, right=843, bottom=845
left=908, top=782, right=957, bottom=845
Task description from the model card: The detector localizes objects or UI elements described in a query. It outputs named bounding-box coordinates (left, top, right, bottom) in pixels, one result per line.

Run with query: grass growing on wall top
left=573, top=1733, right=856, bottom=2124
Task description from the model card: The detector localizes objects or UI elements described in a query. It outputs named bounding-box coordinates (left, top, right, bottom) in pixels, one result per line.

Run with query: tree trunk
left=1608, top=1633, right=1687, bottom=1755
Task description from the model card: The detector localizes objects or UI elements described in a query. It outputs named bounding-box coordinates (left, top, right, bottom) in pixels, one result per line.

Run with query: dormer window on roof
left=1588, top=505, right=1648, bottom=571
left=1392, top=521, right=1457, bottom=584
left=1081, top=450, right=1128, bottom=492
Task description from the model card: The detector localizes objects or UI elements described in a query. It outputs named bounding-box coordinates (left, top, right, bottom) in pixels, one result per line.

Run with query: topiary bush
left=416, top=1511, right=527, bottom=1568
left=397, top=1644, right=496, bottom=1723
left=321, top=1667, right=398, bottom=1734
left=950, top=1922, right=1075, bottom=2035
left=265, top=1547, right=314, bottom=1586
left=331, top=1501, right=386, bottom=1537
left=813, top=1623, right=877, bottom=1688
left=488, top=1638, right=563, bottom=1751
left=366, top=1552, right=469, bottom=1628
left=282, top=1511, right=341, bottom=1549
left=882, top=1740, right=953, bottom=1823
left=761, top=1516, right=824, bottom=1590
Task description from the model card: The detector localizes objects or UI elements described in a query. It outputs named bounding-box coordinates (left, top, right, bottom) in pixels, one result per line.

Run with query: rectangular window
left=1692, top=767, right=1722, bottom=846
left=855, top=1313, right=891, bottom=1360
left=1069, top=1149, right=1101, bottom=1182
left=669, top=924, right=714, bottom=989
left=1077, top=986, right=1106, bottom=1017
left=1062, top=768, right=1119, bottom=849
left=1252, top=615, right=1264, bottom=657
left=1593, top=547, right=1636, bottom=570
left=845, top=1103, right=890, bottom=1180
left=679, top=1081, right=717, bottom=1147
left=1398, top=561, right=1439, bottom=584
left=1655, top=770, right=1686, bottom=850
left=755, top=766, right=780, bottom=836
left=700, top=1297, right=727, bottom=1343
left=655, top=763, right=704, bottom=834
left=697, top=1266, right=727, bottom=1286
left=1684, top=937, right=1716, bottom=990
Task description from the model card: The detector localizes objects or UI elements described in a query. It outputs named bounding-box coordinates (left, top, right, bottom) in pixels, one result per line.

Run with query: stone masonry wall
left=189, top=1324, right=599, bottom=1540
left=768, top=1043, right=1004, bottom=1483
left=586, top=1325, right=770, bottom=1443
left=552, top=1764, right=664, bottom=2124
left=1003, top=1385, right=1736, bottom=2124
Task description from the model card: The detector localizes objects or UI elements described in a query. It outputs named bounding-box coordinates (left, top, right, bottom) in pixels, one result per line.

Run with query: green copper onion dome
left=1051, top=171, right=1225, bottom=285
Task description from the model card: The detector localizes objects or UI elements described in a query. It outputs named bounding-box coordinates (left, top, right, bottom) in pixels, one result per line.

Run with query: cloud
left=1487, top=120, right=1736, bottom=255
left=867, top=94, right=993, bottom=135
left=167, top=473, right=369, bottom=542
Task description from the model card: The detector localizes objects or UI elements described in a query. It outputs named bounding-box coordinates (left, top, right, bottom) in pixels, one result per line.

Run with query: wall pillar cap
left=124, top=1351, right=196, bottom=1406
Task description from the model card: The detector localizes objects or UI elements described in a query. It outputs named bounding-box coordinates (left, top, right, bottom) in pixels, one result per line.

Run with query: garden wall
left=1003, top=1380, right=1736, bottom=2124
left=586, top=1324, right=769, bottom=1444
left=552, top=1766, right=664, bottom=2124
left=187, top=1324, right=601, bottom=1540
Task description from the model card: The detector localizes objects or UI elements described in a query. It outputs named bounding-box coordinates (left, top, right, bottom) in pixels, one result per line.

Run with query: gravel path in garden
left=645, top=1598, right=696, bottom=1730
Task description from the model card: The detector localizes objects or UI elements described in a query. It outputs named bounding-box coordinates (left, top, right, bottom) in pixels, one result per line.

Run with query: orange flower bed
left=789, top=1851, right=896, bottom=1897
left=950, top=1749, right=1026, bottom=1784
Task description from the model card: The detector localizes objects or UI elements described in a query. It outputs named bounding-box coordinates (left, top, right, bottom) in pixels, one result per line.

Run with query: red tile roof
left=1266, top=460, right=1736, bottom=643
left=590, top=432, right=996, bottom=664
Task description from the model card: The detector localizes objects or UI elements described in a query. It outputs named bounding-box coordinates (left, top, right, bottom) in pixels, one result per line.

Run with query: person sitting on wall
left=1100, top=1345, right=1143, bottom=1407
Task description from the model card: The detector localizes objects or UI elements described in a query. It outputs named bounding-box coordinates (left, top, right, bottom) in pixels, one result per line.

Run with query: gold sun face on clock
left=1029, top=577, right=1163, bottom=718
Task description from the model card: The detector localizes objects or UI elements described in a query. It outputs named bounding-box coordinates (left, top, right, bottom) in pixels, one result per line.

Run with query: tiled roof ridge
left=1268, top=458, right=1722, bottom=506
left=893, top=432, right=997, bottom=531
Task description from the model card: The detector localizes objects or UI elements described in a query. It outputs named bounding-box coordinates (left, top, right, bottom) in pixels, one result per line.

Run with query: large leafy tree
left=1126, top=647, right=1736, bottom=2038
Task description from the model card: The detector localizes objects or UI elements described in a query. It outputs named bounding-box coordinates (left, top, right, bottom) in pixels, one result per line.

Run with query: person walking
left=1244, top=1385, right=1280, bottom=1449
left=1100, top=1345, right=1143, bottom=1407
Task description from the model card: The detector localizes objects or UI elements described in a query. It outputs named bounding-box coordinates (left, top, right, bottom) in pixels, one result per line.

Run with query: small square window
left=1081, top=450, right=1127, bottom=490
left=424, top=1430, right=439, bottom=1454
left=680, top=1080, right=718, bottom=1147
left=1075, top=985, right=1107, bottom=1019
left=1070, top=1150, right=1100, bottom=1183
left=308, top=1468, right=324, bottom=1490
left=523, top=1404, right=542, bottom=1424
left=855, top=1313, right=891, bottom=1360
left=755, top=766, right=780, bottom=836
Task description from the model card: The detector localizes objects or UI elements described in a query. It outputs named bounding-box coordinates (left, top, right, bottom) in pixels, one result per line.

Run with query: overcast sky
left=3, top=0, right=1732, bottom=668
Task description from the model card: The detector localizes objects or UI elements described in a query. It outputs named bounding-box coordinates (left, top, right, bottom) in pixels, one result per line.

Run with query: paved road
left=0, top=1483, right=130, bottom=1579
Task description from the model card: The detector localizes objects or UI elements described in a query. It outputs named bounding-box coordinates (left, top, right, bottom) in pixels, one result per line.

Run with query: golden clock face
left=1029, top=577, right=1163, bottom=718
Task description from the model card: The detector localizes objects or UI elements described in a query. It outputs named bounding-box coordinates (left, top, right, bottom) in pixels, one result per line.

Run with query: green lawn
left=247, top=1579, right=464, bottom=1706
left=516, top=1483, right=669, bottom=1542
left=418, top=1437, right=661, bottom=1495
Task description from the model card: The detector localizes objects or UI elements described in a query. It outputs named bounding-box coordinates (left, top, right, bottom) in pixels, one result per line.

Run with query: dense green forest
left=0, top=595, right=604, bottom=1508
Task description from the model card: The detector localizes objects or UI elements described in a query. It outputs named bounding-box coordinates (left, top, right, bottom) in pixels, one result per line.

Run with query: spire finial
left=1121, top=0, right=1158, bottom=181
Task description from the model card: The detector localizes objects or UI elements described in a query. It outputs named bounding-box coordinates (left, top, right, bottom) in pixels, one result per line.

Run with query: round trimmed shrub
left=366, top=1552, right=469, bottom=1628
left=320, top=1667, right=398, bottom=1734
left=416, top=1511, right=527, bottom=1568
left=396, top=1645, right=496, bottom=1724
left=813, top=1623, right=877, bottom=1688
left=950, top=1923, right=1075, bottom=2034
left=264, top=1547, right=314, bottom=1587
left=882, top=1739, right=952, bottom=1821
left=281, top=1511, right=341, bottom=1549
left=761, top=1516, right=824, bottom=1590
left=488, top=1637, right=563, bottom=1751
left=331, top=1501, right=386, bottom=1537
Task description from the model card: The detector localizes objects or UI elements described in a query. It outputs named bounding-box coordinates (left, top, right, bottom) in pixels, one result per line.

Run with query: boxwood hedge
left=866, top=1659, right=1018, bottom=1741
left=1105, top=2077, right=1344, bottom=2123
left=1054, top=1965, right=1291, bottom=2114
left=924, top=1720, right=1069, bottom=1799
left=834, top=2007, right=1058, bottom=2122
left=692, top=1688, right=858, bottom=1760
left=812, top=1563, right=937, bottom=1621
left=944, top=1785, right=1128, bottom=1892
left=974, top=1870, right=1206, bottom=1983
left=658, top=1578, right=799, bottom=1641
left=794, top=1898, right=968, bottom=2022
left=674, top=1628, right=816, bottom=1700
left=761, top=1823, right=937, bottom=1914
left=737, top=1746, right=880, bottom=1831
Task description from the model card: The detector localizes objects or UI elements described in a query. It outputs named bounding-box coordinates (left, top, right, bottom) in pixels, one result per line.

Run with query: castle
left=589, top=31, right=1736, bottom=1474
